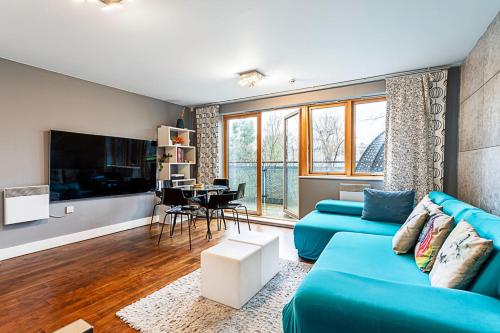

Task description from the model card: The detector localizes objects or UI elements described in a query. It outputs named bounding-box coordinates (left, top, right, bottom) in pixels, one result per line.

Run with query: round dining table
left=178, top=184, right=228, bottom=195
left=178, top=184, right=229, bottom=240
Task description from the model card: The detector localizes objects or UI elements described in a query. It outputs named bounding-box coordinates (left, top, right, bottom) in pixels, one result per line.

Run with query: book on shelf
left=177, top=148, right=184, bottom=163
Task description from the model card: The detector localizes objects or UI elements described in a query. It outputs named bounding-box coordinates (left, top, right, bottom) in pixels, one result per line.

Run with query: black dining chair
left=203, top=193, right=234, bottom=239
left=213, top=178, right=229, bottom=187
left=225, top=183, right=251, bottom=233
left=157, top=187, right=198, bottom=249
left=150, top=180, right=174, bottom=229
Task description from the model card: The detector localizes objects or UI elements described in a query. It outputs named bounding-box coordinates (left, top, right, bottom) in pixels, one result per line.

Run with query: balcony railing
left=228, top=161, right=326, bottom=205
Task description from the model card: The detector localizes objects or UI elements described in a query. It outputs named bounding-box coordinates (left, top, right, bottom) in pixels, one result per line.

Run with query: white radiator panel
left=339, top=191, right=365, bottom=202
left=4, top=185, right=49, bottom=225
left=339, top=183, right=371, bottom=202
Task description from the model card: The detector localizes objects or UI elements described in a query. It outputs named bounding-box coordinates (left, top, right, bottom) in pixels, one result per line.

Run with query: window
left=307, top=98, right=386, bottom=176
left=309, top=103, right=346, bottom=173
left=353, top=100, right=386, bottom=174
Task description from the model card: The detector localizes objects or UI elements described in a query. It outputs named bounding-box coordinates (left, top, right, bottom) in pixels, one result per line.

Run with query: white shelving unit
left=157, top=126, right=196, bottom=187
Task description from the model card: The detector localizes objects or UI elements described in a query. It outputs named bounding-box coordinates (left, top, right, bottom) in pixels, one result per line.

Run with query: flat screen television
left=49, top=130, right=157, bottom=202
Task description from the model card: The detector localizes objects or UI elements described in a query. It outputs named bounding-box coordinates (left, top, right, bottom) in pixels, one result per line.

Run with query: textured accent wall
left=458, top=12, right=499, bottom=215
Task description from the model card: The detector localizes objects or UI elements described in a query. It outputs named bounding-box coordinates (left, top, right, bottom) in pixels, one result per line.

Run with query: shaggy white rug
left=117, top=260, right=312, bottom=333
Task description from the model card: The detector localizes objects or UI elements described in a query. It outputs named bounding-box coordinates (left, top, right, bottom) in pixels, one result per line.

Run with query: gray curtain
left=384, top=70, right=447, bottom=201
left=195, top=105, right=220, bottom=184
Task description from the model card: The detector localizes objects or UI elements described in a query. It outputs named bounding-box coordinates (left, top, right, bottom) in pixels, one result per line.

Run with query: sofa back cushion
left=429, top=192, right=500, bottom=299
left=441, top=199, right=480, bottom=222
left=462, top=210, right=500, bottom=299
left=428, top=191, right=456, bottom=205
left=315, top=200, right=364, bottom=216
left=361, top=189, right=415, bottom=224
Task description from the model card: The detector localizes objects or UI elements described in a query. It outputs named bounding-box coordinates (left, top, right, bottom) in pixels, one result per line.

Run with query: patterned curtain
left=195, top=105, right=220, bottom=184
left=428, top=71, right=447, bottom=191
left=384, top=70, right=447, bottom=201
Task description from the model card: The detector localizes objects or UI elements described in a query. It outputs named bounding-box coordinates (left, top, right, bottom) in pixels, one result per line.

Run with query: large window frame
left=220, top=98, right=385, bottom=217
left=303, top=97, right=386, bottom=177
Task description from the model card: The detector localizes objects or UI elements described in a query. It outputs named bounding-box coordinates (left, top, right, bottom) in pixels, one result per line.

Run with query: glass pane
left=354, top=101, right=386, bottom=173
left=284, top=113, right=299, bottom=216
left=261, top=109, right=294, bottom=218
left=310, top=105, right=345, bottom=173
left=227, top=117, right=258, bottom=211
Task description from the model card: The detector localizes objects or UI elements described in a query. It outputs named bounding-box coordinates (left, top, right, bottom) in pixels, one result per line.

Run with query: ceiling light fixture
left=73, top=0, right=125, bottom=11
left=238, top=70, right=265, bottom=88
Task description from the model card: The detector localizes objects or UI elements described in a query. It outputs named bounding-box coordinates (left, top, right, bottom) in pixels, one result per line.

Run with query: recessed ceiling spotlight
left=238, top=70, right=265, bottom=88
left=289, top=78, right=296, bottom=85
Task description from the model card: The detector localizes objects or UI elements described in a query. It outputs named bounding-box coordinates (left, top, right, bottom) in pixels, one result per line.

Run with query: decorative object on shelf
left=177, top=149, right=185, bottom=163
left=176, top=108, right=186, bottom=129
left=158, top=153, right=173, bottom=172
left=171, top=174, right=185, bottom=181
left=172, top=136, right=185, bottom=145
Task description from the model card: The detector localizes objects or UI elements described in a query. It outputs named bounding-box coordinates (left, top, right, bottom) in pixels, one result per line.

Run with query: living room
left=0, top=1, right=499, bottom=332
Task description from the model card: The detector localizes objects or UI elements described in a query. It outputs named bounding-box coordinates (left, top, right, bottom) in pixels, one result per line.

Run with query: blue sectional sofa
left=283, top=191, right=500, bottom=333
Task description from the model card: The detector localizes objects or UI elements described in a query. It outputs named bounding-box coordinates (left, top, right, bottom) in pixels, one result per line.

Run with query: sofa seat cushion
left=283, top=270, right=500, bottom=333
left=317, top=232, right=430, bottom=286
left=294, top=211, right=401, bottom=260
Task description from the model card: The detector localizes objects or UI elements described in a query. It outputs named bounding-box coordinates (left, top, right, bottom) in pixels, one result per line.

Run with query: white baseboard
left=0, top=215, right=160, bottom=261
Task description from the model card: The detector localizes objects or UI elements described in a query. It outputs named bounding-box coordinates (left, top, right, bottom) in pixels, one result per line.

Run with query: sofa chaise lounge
left=283, top=191, right=500, bottom=333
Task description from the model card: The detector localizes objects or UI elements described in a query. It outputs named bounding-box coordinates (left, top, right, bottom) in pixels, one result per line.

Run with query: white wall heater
left=3, top=185, right=49, bottom=225
left=339, top=183, right=371, bottom=202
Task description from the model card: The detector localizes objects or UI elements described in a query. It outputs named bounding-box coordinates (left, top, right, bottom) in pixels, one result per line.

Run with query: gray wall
left=299, top=177, right=383, bottom=218
left=219, top=80, right=386, bottom=114
left=0, top=58, right=183, bottom=249
left=458, top=12, right=499, bottom=216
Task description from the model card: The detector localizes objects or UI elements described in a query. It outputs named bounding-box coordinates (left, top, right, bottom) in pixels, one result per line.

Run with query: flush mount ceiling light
left=238, top=70, right=265, bottom=88
left=73, top=0, right=126, bottom=11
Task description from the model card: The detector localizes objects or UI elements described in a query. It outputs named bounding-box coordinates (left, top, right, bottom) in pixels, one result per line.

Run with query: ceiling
left=0, top=1, right=498, bottom=106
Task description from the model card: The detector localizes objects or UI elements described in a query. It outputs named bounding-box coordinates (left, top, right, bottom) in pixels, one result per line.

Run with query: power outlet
left=65, top=206, right=75, bottom=214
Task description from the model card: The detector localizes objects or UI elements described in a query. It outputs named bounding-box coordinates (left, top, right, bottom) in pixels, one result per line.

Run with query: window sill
left=299, top=175, right=384, bottom=181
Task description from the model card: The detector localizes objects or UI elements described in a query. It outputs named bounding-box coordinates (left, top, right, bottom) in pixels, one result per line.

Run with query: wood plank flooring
left=0, top=220, right=297, bottom=332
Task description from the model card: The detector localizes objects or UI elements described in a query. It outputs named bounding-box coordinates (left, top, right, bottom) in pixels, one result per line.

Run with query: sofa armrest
left=315, top=200, right=364, bottom=216
left=283, top=270, right=500, bottom=333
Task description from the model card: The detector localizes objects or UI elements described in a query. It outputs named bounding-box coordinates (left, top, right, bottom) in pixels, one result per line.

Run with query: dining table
left=178, top=184, right=229, bottom=240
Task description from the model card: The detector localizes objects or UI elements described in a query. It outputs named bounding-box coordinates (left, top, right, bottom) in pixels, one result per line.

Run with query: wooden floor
left=0, top=220, right=298, bottom=332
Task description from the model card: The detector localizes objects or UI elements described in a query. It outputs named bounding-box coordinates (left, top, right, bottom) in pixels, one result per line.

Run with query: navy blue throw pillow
left=361, top=189, right=415, bottom=224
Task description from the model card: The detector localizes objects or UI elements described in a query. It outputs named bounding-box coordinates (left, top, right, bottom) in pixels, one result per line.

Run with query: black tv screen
left=50, top=130, right=157, bottom=202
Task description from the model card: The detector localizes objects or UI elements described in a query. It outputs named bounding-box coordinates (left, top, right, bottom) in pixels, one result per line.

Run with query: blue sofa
left=283, top=191, right=500, bottom=333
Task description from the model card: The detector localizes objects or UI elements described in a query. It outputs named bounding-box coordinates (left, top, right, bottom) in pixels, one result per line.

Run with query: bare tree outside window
left=311, top=105, right=345, bottom=172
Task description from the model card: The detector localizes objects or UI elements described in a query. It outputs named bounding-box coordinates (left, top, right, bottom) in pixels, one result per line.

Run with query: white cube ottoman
left=201, top=240, right=262, bottom=309
left=228, top=231, right=280, bottom=287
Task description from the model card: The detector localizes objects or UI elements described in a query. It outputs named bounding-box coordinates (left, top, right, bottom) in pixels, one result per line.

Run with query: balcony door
left=283, top=111, right=299, bottom=218
left=224, top=113, right=261, bottom=214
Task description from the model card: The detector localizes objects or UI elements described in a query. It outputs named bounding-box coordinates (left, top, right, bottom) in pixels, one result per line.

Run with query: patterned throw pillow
left=392, top=210, right=429, bottom=254
left=392, top=195, right=442, bottom=254
left=415, top=212, right=454, bottom=272
left=413, top=195, right=442, bottom=214
left=430, top=220, right=493, bottom=289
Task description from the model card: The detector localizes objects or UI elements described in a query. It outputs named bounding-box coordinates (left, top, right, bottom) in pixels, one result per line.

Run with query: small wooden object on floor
left=53, top=319, right=93, bottom=333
